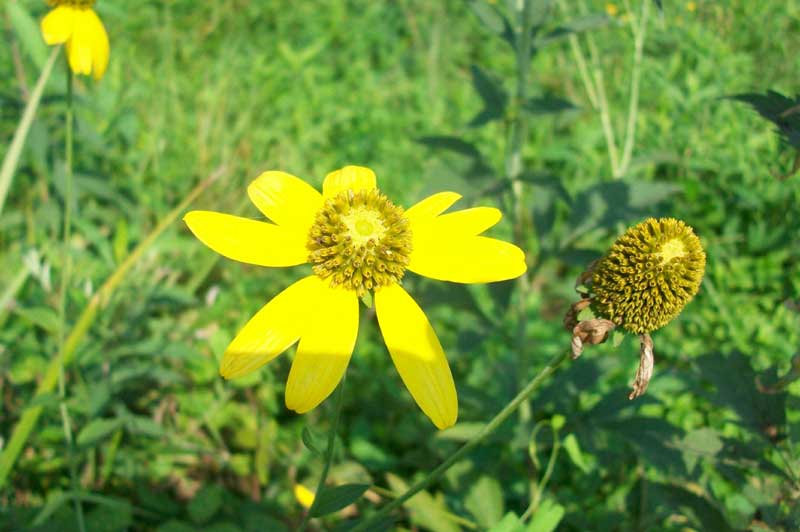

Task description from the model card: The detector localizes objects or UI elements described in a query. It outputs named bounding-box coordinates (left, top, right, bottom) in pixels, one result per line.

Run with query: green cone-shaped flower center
left=307, top=189, right=412, bottom=296
left=592, top=217, right=706, bottom=334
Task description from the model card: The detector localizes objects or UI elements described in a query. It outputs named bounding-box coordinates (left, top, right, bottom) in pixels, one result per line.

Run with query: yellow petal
left=415, top=207, right=502, bottom=239
left=294, top=484, right=315, bottom=509
left=41, top=6, right=75, bottom=45
left=322, top=166, right=376, bottom=199
left=285, top=281, right=358, bottom=413
left=220, top=275, right=319, bottom=379
left=409, top=235, right=527, bottom=283
left=247, top=171, right=322, bottom=233
left=184, top=210, right=307, bottom=267
left=375, top=283, right=457, bottom=429
left=66, top=10, right=93, bottom=75
left=85, top=9, right=109, bottom=80
left=403, top=191, right=462, bottom=226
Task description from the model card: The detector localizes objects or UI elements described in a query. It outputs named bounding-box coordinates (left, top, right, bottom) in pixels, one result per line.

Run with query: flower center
left=48, top=0, right=96, bottom=7
left=657, top=238, right=685, bottom=264
left=307, top=189, right=412, bottom=296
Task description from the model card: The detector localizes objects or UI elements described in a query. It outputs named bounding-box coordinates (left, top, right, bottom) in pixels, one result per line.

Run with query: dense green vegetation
left=1, top=0, right=798, bottom=530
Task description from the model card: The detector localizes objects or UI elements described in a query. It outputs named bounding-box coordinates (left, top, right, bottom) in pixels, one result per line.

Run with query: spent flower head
left=592, top=217, right=706, bottom=334
left=184, top=166, right=526, bottom=429
left=565, top=217, right=706, bottom=399
left=41, top=0, right=110, bottom=80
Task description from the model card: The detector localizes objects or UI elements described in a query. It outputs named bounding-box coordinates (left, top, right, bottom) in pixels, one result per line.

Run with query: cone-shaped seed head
left=592, top=217, right=706, bottom=334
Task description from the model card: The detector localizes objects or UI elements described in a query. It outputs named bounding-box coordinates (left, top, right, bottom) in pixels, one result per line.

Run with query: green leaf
left=527, top=499, right=565, bottom=532
left=187, top=484, right=224, bottom=524
left=468, top=65, right=508, bottom=127
left=524, top=95, right=578, bottom=115
left=680, top=428, right=724, bottom=473
left=563, top=433, right=591, bottom=473
left=310, top=483, right=370, bottom=517
left=302, top=426, right=324, bottom=455
left=386, top=473, right=459, bottom=532
left=465, top=476, right=505, bottom=528
left=13, top=306, right=59, bottom=333
left=417, top=136, right=483, bottom=159
left=467, top=0, right=506, bottom=34
left=6, top=2, right=49, bottom=69
left=77, top=418, right=124, bottom=447
left=489, top=512, right=526, bottom=532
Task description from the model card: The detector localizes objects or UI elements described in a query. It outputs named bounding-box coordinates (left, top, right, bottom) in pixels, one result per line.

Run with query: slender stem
left=617, top=0, right=649, bottom=177
left=521, top=426, right=560, bottom=521
left=298, top=377, right=347, bottom=531
left=56, top=67, right=85, bottom=532
left=352, top=349, right=571, bottom=531
left=507, top=0, right=534, bottom=422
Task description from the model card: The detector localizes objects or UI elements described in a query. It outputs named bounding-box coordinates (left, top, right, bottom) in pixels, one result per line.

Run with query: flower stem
left=298, top=376, right=346, bottom=531
left=352, top=349, right=571, bottom=531
left=57, top=66, right=85, bottom=532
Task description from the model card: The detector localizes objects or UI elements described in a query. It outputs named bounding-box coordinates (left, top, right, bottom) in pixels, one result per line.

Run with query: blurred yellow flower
left=686, top=1, right=697, bottom=12
left=294, top=484, right=315, bottom=509
left=184, top=166, right=526, bottom=429
left=605, top=3, right=619, bottom=17
left=40, top=0, right=109, bottom=80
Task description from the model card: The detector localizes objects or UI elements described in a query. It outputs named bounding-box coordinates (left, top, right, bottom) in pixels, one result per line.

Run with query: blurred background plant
left=0, top=0, right=798, bottom=530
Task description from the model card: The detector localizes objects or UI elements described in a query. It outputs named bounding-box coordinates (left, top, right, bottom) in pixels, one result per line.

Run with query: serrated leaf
left=465, top=476, right=505, bottom=528
left=527, top=499, right=565, bottom=532
left=77, top=418, right=124, bottom=447
left=576, top=306, right=595, bottom=321
left=469, top=65, right=508, bottom=127
left=524, top=95, right=578, bottom=115
left=310, top=483, right=370, bottom=517
left=729, top=90, right=800, bottom=149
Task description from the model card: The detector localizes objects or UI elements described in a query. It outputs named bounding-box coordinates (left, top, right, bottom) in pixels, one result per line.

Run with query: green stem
left=508, top=0, right=535, bottom=423
left=616, top=0, right=649, bottom=177
left=298, top=376, right=346, bottom=531
left=57, top=67, right=85, bottom=532
left=352, top=349, right=571, bottom=531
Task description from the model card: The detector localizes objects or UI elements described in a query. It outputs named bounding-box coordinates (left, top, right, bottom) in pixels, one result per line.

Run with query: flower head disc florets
left=592, top=217, right=706, bottom=334
left=307, top=189, right=412, bottom=296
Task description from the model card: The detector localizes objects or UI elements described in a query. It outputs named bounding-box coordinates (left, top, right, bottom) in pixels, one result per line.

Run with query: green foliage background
left=1, top=0, right=799, bottom=530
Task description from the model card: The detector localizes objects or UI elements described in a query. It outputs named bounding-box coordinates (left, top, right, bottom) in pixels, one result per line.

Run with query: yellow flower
left=686, top=1, right=697, bottom=12
left=40, top=1, right=110, bottom=80
left=294, top=484, right=315, bottom=509
left=605, top=3, right=619, bottom=17
left=184, top=166, right=526, bottom=429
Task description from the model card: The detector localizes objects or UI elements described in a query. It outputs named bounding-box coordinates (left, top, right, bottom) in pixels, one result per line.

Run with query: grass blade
left=0, top=47, right=60, bottom=216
